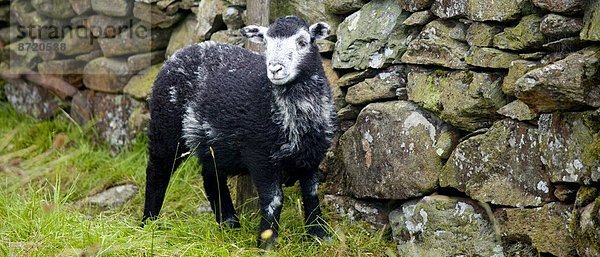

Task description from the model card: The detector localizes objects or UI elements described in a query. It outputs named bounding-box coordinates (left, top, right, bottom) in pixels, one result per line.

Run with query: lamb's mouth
left=269, top=75, right=291, bottom=85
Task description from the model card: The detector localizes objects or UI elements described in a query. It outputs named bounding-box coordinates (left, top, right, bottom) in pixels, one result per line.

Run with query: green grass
left=0, top=102, right=393, bottom=256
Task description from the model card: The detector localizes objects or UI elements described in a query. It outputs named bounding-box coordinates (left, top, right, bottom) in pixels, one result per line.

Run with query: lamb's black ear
left=309, top=22, right=331, bottom=41
left=240, top=25, right=268, bottom=44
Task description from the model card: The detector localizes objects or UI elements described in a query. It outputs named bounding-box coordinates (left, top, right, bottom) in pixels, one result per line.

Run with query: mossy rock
left=123, top=64, right=163, bottom=101
left=494, top=15, right=545, bottom=50
left=270, top=0, right=342, bottom=34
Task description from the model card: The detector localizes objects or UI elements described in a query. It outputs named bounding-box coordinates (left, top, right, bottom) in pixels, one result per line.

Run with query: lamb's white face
left=263, top=30, right=312, bottom=85
left=241, top=18, right=330, bottom=85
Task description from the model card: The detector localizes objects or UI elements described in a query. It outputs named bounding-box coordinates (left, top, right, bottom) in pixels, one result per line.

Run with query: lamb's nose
left=268, top=64, right=284, bottom=74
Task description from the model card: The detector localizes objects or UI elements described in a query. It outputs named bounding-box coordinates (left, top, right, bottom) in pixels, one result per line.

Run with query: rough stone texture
left=83, top=15, right=129, bottom=38
left=210, top=29, right=245, bottom=47
left=466, top=22, right=502, bottom=47
left=196, top=0, right=227, bottom=38
left=573, top=197, right=600, bottom=257
left=541, top=14, right=583, bottom=38
left=166, top=14, right=202, bottom=57
left=576, top=187, right=599, bottom=208
left=513, top=46, right=600, bottom=112
left=389, top=195, right=503, bottom=257
left=324, top=0, right=367, bottom=14
left=323, top=194, right=388, bottom=230
left=133, top=2, right=184, bottom=28
left=37, top=59, right=85, bottom=87
left=4, top=79, right=61, bottom=120
left=70, top=90, right=94, bottom=125
left=90, top=92, right=144, bottom=147
left=83, top=57, right=132, bottom=93
left=465, top=47, right=521, bottom=69
left=270, top=0, right=341, bottom=34
left=441, top=119, right=552, bottom=207
left=345, top=65, right=407, bottom=105
left=431, top=0, right=467, bottom=19
left=127, top=51, right=165, bottom=73
left=333, top=0, right=412, bottom=70
left=580, top=0, right=600, bottom=41
left=222, top=7, right=243, bottom=30
left=83, top=184, right=138, bottom=210
left=99, top=24, right=172, bottom=57
left=91, top=0, right=132, bottom=17
left=502, top=60, right=541, bottom=96
left=69, top=0, right=92, bottom=15
left=32, top=0, right=76, bottom=19
left=407, top=69, right=508, bottom=131
left=123, top=64, right=162, bottom=100
left=497, top=100, right=538, bottom=121
left=402, top=10, right=434, bottom=26
left=401, top=19, right=469, bottom=70
left=494, top=15, right=545, bottom=51
left=399, top=0, right=433, bottom=11
left=539, top=111, right=600, bottom=184
left=467, top=0, right=533, bottom=21
left=60, top=28, right=101, bottom=56
left=339, top=101, right=459, bottom=199
left=336, top=69, right=379, bottom=88
left=532, top=0, right=583, bottom=13
left=495, top=203, right=576, bottom=257
left=337, top=105, right=362, bottom=120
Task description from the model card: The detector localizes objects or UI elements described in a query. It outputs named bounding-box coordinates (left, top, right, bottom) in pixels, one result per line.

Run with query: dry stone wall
left=1, top=0, right=600, bottom=256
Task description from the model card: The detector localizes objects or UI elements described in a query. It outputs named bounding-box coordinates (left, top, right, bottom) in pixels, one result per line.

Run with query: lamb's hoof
left=258, top=229, right=278, bottom=250
left=306, top=224, right=330, bottom=239
left=222, top=217, right=241, bottom=229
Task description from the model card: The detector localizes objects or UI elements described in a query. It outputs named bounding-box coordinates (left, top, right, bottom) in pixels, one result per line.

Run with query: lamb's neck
left=271, top=75, right=333, bottom=153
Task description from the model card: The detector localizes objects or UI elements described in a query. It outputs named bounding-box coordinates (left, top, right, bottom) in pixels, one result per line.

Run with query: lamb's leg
left=299, top=170, right=329, bottom=239
left=201, top=162, right=240, bottom=228
left=252, top=171, right=284, bottom=249
left=142, top=153, right=182, bottom=222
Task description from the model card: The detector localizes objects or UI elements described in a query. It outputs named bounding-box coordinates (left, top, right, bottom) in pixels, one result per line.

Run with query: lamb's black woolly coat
left=143, top=31, right=335, bottom=246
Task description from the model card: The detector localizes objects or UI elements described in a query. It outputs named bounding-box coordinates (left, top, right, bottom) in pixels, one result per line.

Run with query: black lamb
left=142, top=16, right=336, bottom=248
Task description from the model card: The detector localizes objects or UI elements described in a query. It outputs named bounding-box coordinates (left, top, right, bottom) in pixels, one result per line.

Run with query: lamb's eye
left=297, top=40, right=308, bottom=48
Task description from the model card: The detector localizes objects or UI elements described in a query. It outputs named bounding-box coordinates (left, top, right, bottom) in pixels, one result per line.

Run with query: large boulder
left=339, top=101, right=459, bottom=199
left=345, top=65, right=407, bottom=105
left=466, top=0, right=533, bottom=21
left=580, top=0, right=600, bottom=41
left=532, top=0, right=583, bottom=13
left=502, top=60, right=542, bottom=96
left=4, top=79, right=61, bottom=120
left=407, top=69, right=508, bottom=131
left=123, top=63, right=162, bottom=100
left=465, top=47, right=521, bottom=69
left=513, top=46, right=600, bottom=112
left=441, top=119, right=552, bottom=207
left=572, top=197, right=600, bottom=257
left=83, top=57, right=133, bottom=93
left=69, top=90, right=149, bottom=142
left=271, top=0, right=341, bottom=32
left=493, top=15, right=545, bottom=51
left=323, top=194, right=388, bottom=231
left=495, top=203, right=576, bottom=257
left=31, top=0, right=76, bottom=19
left=541, top=14, right=583, bottom=38
left=539, top=111, right=600, bottom=184
left=98, top=23, right=172, bottom=57
left=430, top=0, right=532, bottom=21
left=91, top=0, right=133, bottom=17
left=389, top=195, right=503, bottom=257
left=333, top=0, right=412, bottom=70
left=401, top=20, right=469, bottom=69
left=324, top=0, right=367, bottom=14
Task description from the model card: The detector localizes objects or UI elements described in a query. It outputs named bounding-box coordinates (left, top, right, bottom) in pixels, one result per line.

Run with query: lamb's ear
left=240, top=25, right=268, bottom=44
left=309, top=22, right=331, bottom=41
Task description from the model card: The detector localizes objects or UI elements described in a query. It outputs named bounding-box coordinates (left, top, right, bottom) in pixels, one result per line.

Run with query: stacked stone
left=0, top=0, right=246, bottom=149
left=305, top=0, right=598, bottom=256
